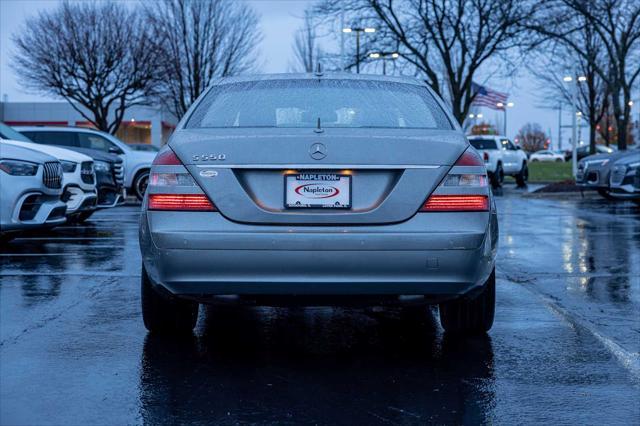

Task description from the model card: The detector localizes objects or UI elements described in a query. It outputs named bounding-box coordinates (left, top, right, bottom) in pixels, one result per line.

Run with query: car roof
left=15, top=126, right=104, bottom=134
left=2, top=140, right=92, bottom=163
left=467, top=135, right=507, bottom=140
left=213, top=72, right=428, bottom=87
left=0, top=140, right=58, bottom=163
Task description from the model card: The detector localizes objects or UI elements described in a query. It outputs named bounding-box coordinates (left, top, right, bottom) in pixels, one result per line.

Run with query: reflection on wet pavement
left=1, top=194, right=639, bottom=424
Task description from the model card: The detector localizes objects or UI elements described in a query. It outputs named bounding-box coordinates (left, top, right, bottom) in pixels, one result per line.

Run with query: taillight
left=421, top=195, right=488, bottom=211
left=152, top=146, right=182, bottom=165
left=149, top=194, right=216, bottom=211
left=147, top=146, right=217, bottom=211
left=419, top=147, right=489, bottom=212
left=483, top=152, right=490, bottom=162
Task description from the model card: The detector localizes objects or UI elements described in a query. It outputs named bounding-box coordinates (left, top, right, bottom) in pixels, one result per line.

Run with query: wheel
left=141, top=264, right=199, bottom=334
left=597, top=189, right=617, bottom=200
left=439, top=268, right=495, bottom=334
left=490, top=164, right=504, bottom=188
left=515, top=162, right=528, bottom=187
left=555, top=158, right=562, bottom=162
left=133, top=169, right=150, bottom=201
left=531, top=158, right=539, bottom=162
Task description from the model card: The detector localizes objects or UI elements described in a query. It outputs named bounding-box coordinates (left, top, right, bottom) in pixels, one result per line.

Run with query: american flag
left=471, top=82, right=509, bottom=110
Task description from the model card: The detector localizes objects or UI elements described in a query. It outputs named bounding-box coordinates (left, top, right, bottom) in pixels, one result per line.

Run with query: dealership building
left=0, top=102, right=178, bottom=147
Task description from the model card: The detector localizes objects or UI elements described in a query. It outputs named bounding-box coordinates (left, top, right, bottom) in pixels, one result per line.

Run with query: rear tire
left=490, top=164, right=504, bottom=189
left=439, top=268, right=495, bottom=334
left=141, top=265, right=199, bottom=334
left=515, top=162, right=528, bottom=187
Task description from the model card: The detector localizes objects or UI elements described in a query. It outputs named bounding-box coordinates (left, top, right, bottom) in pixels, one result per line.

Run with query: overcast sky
left=0, top=0, right=560, bottom=144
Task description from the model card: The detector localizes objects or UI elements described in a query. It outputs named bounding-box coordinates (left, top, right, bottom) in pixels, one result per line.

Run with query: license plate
left=285, top=173, right=351, bottom=208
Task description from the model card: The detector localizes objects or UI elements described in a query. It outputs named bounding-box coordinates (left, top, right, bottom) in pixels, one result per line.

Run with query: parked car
left=17, top=126, right=155, bottom=200
left=467, top=135, right=528, bottom=187
left=2, top=140, right=97, bottom=222
left=566, top=144, right=617, bottom=161
left=576, top=149, right=636, bottom=199
left=0, top=141, right=67, bottom=242
left=529, top=150, right=565, bottom=162
left=139, top=73, right=498, bottom=335
left=15, top=128, right=125, bottom=213
left=609, top=152, right=640, bottom=201
left=129, top=143, right=160, bottom=153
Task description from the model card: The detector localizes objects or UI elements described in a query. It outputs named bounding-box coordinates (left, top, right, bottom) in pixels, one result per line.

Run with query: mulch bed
left=532, top=180, right=582, bottom=193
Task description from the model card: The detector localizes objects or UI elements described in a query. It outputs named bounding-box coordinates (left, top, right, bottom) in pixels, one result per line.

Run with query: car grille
left=113, top=161, right=124, bottom=186
left=610, top=166, right=626, bottom=185
left=80, top=161, right=95, bottom=184
left=42, top=161, right=63, bottom=189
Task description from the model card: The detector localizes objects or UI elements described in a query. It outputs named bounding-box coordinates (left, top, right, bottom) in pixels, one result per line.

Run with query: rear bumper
left=140, top=210, right=498, bottom=299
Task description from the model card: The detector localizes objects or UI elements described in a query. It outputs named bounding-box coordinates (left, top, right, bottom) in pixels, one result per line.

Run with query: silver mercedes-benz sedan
left=139, top=74, right=498, bottom=335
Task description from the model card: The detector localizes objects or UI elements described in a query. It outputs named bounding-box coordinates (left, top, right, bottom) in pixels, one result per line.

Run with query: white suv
left=3, top=140, right=97, bottom=221
left=17, top=126, right=157, bottom=200
left=467, top=135, right=529, bottom=187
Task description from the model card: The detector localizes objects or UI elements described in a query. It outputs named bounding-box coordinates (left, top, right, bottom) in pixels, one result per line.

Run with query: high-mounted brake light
left=152, top=147, right=182, bottom=165
left=421, top=195, right=488, bottom=212
left=149, top=194, right=216, bottom=211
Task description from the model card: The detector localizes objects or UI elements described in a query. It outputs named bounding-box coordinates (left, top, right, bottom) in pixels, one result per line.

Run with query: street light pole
left=564, top=74, right=586, bottom=177
left=496, top=102, right=514, bottom=136
left=369, top=52, right=399, bottom=75
left=342, top=27, right=376, bottom=74
left=355, top=31, right=361, bottom=73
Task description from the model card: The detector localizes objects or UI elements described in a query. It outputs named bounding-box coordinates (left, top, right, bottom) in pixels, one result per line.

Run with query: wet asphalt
left=1, top=188, right=639, bottom=425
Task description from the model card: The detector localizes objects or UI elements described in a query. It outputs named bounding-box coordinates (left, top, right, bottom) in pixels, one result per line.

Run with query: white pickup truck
left=467, top=135, right=529, bottom=188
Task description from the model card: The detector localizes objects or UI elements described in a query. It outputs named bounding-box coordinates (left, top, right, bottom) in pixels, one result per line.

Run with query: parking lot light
left=563, top=76, right=573, bottom=82
left=577, top=76, right=587, bottom=82
left=342, top=26, right=377, bottom=73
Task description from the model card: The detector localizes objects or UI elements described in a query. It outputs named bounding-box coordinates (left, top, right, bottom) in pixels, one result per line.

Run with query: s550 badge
left=193, top=154, right=226, bottom=161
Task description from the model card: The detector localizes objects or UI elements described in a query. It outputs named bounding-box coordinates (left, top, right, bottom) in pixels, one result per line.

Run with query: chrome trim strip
left=195, top=164, right=441, bottom=170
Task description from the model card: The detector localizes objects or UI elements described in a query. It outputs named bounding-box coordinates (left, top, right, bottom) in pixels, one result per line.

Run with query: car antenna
left=314, top=117, right=324, bottom=133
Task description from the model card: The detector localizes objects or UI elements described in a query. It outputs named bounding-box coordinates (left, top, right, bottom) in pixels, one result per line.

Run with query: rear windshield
left=469, top=139, right=498, bottom=150
left=186, top=79, right=453, bottom=130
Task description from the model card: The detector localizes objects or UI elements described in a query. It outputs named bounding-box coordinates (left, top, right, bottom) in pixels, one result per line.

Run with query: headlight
left=94, top=160, right=111, bottom=172
left=0, top=160, right=39, bottom=176
left=60, top=160, right=77, bottom=173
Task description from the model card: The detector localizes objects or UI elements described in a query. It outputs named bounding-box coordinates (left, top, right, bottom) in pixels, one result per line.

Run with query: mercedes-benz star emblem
left=309, top=143, right=327, bottom=160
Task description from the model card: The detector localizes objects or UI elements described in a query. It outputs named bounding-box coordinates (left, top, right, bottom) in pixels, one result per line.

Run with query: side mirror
left=516, top=146, right=522, bottom=150
left=109, top=146, right=123, bottom=155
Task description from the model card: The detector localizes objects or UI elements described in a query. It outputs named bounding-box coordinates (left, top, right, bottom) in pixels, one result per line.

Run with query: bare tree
left=316, top=0, right=536, bottom=124
left=531, top=0, right=640, bottom=149
left=517, top=123, right=548, bottom=152
left=292, top=11, right=323, bottom=72
left=11, top=1, right=156, bottom=134
left=531, top=14, right=610, bottom=154
left=145, top=0, right=262, bottom=119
